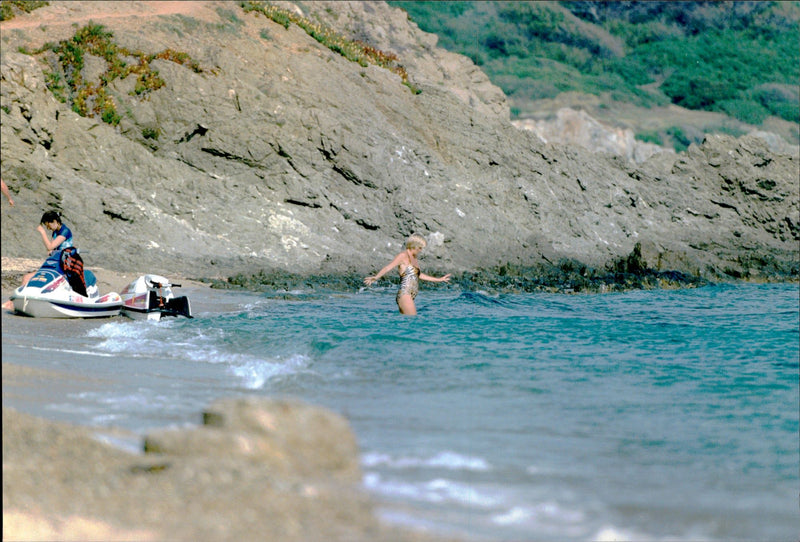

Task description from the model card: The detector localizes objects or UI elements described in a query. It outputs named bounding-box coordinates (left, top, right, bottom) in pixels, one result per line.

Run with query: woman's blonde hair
left=405, top=234, right=427, bottom=250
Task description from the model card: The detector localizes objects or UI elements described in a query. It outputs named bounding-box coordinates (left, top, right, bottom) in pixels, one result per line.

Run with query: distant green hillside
left=389, top=1, right=799, bottom=129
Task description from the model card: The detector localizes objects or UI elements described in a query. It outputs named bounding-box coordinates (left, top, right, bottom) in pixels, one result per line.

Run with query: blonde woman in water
left=364, top=234, right=451, bottom=315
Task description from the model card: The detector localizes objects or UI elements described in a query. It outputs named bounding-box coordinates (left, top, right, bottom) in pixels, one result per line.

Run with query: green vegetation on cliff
left=241, top=1, right=420, bottom=93
left=0, top=0, right=48, bottom=21
left=389, top=1, right=800, bottom=127
left=25, top=23, right=205, bottom=127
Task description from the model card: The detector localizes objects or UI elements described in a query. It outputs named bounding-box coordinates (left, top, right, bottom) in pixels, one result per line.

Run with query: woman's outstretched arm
left=364, top=253, right=404, bottom=285
left=420, top=272, right=451, bottom=283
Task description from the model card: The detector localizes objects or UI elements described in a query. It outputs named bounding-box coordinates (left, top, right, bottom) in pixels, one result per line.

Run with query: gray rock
left=513, top=107, right=674, bottom=164
left=3, top=400, right=453, bottom=541
left=145, top=397, right=361, bottom=481
left=0, top=1, right=796, bottom=285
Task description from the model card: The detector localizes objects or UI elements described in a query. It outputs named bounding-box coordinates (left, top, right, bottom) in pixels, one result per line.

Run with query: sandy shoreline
left=2, top=393, right=453, bottom=542
left=1, top=256, right=209, bottom=301
left=1, top=257, right=455, bottom=542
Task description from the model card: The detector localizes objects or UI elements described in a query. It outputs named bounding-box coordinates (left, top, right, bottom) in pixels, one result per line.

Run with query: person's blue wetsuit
left=51, top=223, right=73, bottom=253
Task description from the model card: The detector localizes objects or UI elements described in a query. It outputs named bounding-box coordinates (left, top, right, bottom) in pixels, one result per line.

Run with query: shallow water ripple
left=2, top=283, right=797, bottom=541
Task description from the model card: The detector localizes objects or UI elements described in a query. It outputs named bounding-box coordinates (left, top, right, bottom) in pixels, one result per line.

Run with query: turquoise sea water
left=2, top=283, right=798, bottom=541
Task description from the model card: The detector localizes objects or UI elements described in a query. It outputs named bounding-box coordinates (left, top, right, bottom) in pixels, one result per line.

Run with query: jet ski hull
left=8, top=262, right=122, bottom=319
left=120, top=274, right=192, bottom=321
left=11, top=291, right=122, bottom=318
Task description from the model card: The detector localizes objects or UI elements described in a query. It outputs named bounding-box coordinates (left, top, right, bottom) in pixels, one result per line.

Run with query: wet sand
left=1, top=256, right=208, bottom=299
left=1, top=258, right=457, bottom=542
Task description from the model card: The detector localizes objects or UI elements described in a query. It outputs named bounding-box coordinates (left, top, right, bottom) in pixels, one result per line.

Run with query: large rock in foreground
left=144, top=397, right=362, bottom=481
left=2, top=397, right=454, bottom=542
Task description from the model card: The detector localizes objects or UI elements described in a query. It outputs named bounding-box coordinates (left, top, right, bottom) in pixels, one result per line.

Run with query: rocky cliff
left=513, top=108, right=673, bottom=164
left=1, top=1, right=797, bottom=287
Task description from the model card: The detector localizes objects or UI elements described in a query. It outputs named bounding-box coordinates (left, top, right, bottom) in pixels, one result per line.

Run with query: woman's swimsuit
left=396, top=264, right=420, bottom=302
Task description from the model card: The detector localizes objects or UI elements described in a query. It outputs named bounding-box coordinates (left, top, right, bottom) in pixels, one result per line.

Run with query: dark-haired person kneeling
left=2, top=211, right=75, bottom=310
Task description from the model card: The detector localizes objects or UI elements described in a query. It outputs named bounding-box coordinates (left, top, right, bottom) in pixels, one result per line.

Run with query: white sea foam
left=89, top=412, right=125, bottom=425
left=374, top=508, right=443, bottom=533
left=45, top=402, right=97, bottom=416
left=30, top=345, right=115, bottom=357
left=101, top=391, right=171, bottom=409
left=230, top=353, right=311, bottom=389
left=362, top=450, right=491, bottom=471
left=92, top=432, right=143, bottom=455
left=426, top=478, right=501, bottom=507
left=363, top=473, right=501, bottom=508
left=90, top=321, right=247, bottom=364
left=87, top=318, right=312, bottom=389
left=491, top=506, right=531, bottom=525
left=87, top=321, right=148, bottom=339
left=491, top=502, right=584, bottom=526
left=87, top=321, right=165, bottom=354
left=526, top=464, right=542, bottom=475
left=594, top=526, right=636, bottom=541
left=183, top=348, right=253, bottom=364
left=67, top=390, right=171, bottom=413
left=363, top=473, right=423, bottom=500
left=593, top=525, right=708, bottom=542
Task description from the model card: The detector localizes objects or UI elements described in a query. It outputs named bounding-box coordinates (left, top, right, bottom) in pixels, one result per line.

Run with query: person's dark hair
left=40, top=210, right=61, bottom=225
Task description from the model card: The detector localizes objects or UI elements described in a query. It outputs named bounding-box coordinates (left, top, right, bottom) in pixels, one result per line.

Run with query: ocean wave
left=491, top=505, right=531, bottom=526
left=491, top=502, right=584, bottom=526
left=592, top=525, right=691, bottom=542
left=86, top=320, right=190, bottom=355
left=63, top=390, right=174, bottom=415
left=229, top=354, right=311, bottom=389
left=362, top=450, right=491, bottom=471
left=30, top=345, right=115, bottom=357
left=86, top=320, right=312, bottom=389
left=363, top=473, right=501, bottom=508
left=458, top=291, right=506, bottom=307
left=91, top=432, right=143, bottom=455
left=86, top=320, right=144, bottom=338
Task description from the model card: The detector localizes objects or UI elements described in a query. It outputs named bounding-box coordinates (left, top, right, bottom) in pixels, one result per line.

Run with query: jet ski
left=10, top=248, right=122, bottom=318
left=120, top=274, right=192, bottom=321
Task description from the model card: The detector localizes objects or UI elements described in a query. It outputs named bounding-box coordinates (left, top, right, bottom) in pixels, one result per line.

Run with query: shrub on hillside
left=388, top=0, right=800, bottom=128
left=0, top=0, right=48, bottom=21
left=27, top=23, right=206, bottom=127
left=717, top=99, right=770, bottom=126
